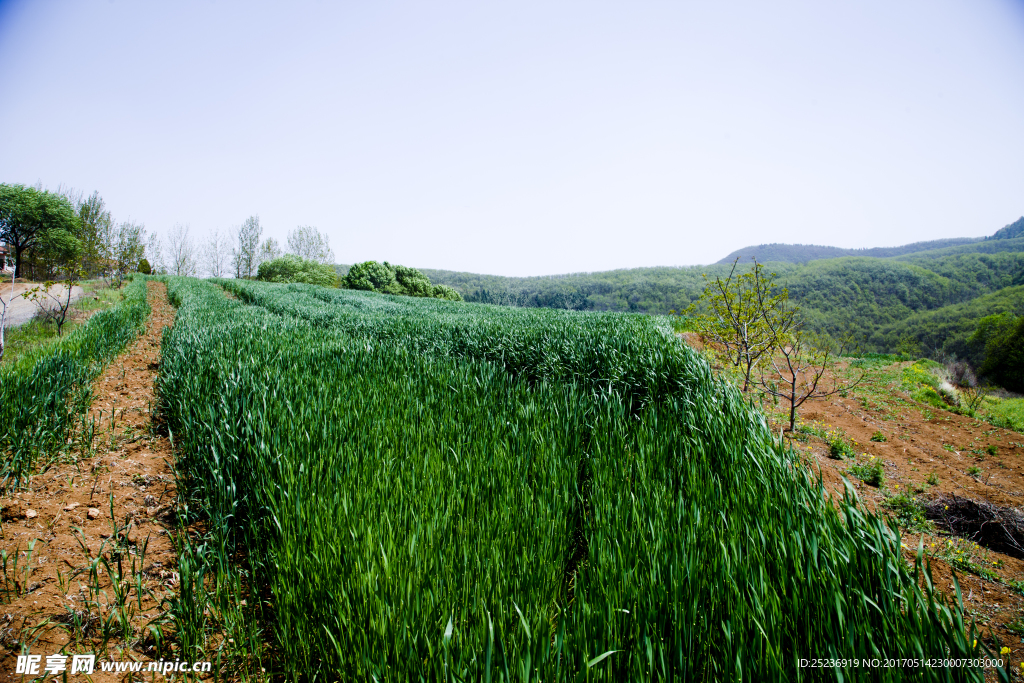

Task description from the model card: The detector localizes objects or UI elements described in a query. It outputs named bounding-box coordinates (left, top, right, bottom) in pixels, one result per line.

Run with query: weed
left=848, top=456, right=884, bottom=486
left=880, top=490, right=932, bottom=533
left=926, top=473, right=940, bottom=486
left=986, top=445, right=998, bottom=456
left=967, top=466, right=981, bottom=477
left=870, top=430, right=887, bottom=443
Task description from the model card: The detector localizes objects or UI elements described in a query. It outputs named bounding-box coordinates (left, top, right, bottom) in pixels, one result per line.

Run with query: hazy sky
left=2, top=0, right=1023, bottom=276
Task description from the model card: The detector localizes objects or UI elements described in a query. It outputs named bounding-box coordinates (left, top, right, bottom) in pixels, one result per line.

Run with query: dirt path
left=0, top=281, right=180, bottom=681
left=0, top=283, right=85, bottom=328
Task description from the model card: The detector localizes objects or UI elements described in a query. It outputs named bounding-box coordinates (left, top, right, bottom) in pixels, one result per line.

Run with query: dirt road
left=0, top=282, right=85, bottom=327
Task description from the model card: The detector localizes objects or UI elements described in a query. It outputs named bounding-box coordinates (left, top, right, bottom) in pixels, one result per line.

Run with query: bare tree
left=146, top=231, right=165, bottom=274
left=232, top=216, right=263, bottom=279
left=689, top=258, right=787, bottom=391
left=257, top=237, right=282, bottom=269
left=98, top=220, right=147, bottom=287
left=756, top=294, right=864, bottom=431
left=201, top=227, right=232, bottom=278
left=287, top=225, right=334, bottom=265
left=167, top=223, right=198, bottom=277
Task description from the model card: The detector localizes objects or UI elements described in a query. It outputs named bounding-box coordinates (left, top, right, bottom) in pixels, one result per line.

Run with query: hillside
left=715, top=236, right=982, bottom=264
left=714, top=215, right=1023, bottom=265
left=413, top=217, right=1024, bottom=356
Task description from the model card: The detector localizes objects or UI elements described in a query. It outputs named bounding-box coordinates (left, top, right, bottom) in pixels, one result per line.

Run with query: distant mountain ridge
left=715, top=216, right=1024, bottom=265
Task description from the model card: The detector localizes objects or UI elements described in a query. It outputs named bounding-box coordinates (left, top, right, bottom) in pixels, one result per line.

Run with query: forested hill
left=715, top=215, right=1024, bottom=264
left=412, top=216, right=1024, bottom=355
left=715, top=237, right=982, bottom=264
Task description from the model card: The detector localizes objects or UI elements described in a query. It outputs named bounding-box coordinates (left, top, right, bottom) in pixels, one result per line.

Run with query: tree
left=344, top=260, right=397, bottom=292
left=167, top=223, right=198, bottom=277
left=978, top=315, right=1024, bottom=393
left=0, top=184, right=81, bottom=279
left=342, top=260, right=463, bottom=300
left=689, top=259, right=787, bottom=391
left=201, top=227, right=232, bottom=278
left=99, top=220, right=146, bottom=287
left=257, top=237, right=282, bottom=269
left=287, top=225, right=334, bottom=265
left=73, top=191, right=111, bottom=276
left=755, top=292, right=862, bottom=431
left=146, top=232, right=165, bottom=274
left=22, top=269, right=83, bottom=337
left=257, top=254, right=337, bottom=287
left=232, top=216, right=262, bottom=279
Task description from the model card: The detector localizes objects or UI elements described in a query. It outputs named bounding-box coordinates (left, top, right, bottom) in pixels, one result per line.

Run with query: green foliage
left=871, top=430, right=887, bottom=442
left=342, top=261, right=462, bottom=300
left=716, top=236, right=984, bottom=264
left=848, top=456, right=885, bottom=487
left=0, top=277, right=149, bottom=488
left=987, top=216, right=1024, bottom=241
left=880, top=491, right=932, bottom=533
left=689, top=259, right=788, bottom=391
left=138, top=258, right=152, bottom=275
left=256, top=254, right=337, bottom=287
left=977, top=315, right=1024, bottom=392
left=161, top=277, right=984, bottom=679
left=0, top=183, right=82, bottom=279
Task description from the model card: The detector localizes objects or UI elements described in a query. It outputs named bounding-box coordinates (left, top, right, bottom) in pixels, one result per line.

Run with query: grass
left=153, top=277, right=991, bottom=680
left=1, top=279, right=124, bottom=366
left=0, top=278, right=148, bottom=489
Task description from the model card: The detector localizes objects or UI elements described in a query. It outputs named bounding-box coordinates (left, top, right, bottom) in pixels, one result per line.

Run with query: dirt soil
left=789, top=366, right=1024, bottom=677
left=0, top=281, right=180, bottom=681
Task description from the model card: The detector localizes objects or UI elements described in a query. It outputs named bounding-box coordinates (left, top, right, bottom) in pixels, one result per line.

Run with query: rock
left=63, top=502, right=80, bottom=512
left=25, top=509, right=37, bottom=519
left=143, top=494, right=157, bottom=507
left=87, top=508, right=101, bottom=520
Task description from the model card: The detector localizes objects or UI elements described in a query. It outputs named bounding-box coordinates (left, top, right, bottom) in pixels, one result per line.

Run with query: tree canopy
left=0, top=184, right=82, bottom=278
left=257, top=254, right=338, bottom=287
left=343, top=261, right=463, bottom=301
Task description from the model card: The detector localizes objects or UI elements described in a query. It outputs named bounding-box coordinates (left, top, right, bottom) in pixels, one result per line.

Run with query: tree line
left=0, top=182, right=337, bottom=283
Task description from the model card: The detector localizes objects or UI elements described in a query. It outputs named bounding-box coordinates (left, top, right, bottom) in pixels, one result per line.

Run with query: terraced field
left=155, top=278, right=990, bottom=680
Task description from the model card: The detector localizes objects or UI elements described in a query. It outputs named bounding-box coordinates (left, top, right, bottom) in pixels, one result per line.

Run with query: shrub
left=829, top=439, right=855, bottom=459
left=257, top=254, right=337, bottom=287
left=342, top=261, right=463, bottom=300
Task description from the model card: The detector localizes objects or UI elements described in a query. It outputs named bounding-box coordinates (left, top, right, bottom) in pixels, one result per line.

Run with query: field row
left=159, top=278, right=985, bottom=680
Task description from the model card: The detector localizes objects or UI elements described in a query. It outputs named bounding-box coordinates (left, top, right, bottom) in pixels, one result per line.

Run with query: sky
left=1, top=0, right=1023, bottom=276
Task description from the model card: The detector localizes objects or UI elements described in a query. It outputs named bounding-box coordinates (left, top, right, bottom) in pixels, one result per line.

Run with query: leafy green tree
left=138, top=258, right=152, bottom=275
left=432, top=284, right=463, bottom=301
left=257, top=254, right=338, bottom=287
left=976, top=314, right=1024, bottom=392
left=75, top=191, right=111, bottom=276
left=393, top=265, right=434, bottom=297
left=342, top=260, right=463, bottom=300
left=0, top=184, right=81, bottom=278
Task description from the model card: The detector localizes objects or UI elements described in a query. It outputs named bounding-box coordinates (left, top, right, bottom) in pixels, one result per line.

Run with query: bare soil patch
left=786, top=371, right=1024, bottom=672
left=0, top=281, right=180, bottom=681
